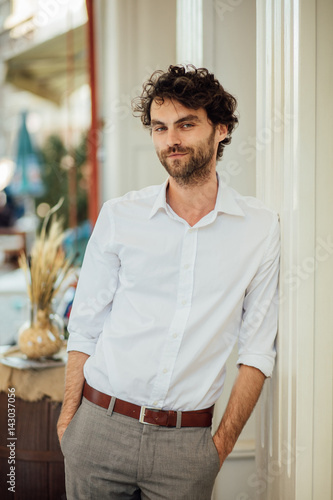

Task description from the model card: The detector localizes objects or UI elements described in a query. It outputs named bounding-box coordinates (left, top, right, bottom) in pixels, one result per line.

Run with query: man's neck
left=166, top=169, right=218, bottom=227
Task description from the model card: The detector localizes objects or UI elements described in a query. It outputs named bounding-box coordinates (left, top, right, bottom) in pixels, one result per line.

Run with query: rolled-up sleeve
left=237, top=213, right=280, bottom=377
left=67, top=202, right=120, bottom=355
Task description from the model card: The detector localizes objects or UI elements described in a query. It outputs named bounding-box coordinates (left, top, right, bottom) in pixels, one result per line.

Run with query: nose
left=166, top=128, right=181, bottom=147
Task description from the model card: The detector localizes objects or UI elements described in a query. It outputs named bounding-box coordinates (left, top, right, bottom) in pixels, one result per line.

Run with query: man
left=58, top=65, right=280, bottom=499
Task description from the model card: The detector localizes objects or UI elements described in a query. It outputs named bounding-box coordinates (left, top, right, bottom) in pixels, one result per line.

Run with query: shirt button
left=184, top=264, right=190, bottom=269
left=163, top=368, right=168, bottom=374
left=182, top=299, right=187, bottom=305
left=172, top=333, right=178, bottom=338
left=153, top=401, right=158, bottom=406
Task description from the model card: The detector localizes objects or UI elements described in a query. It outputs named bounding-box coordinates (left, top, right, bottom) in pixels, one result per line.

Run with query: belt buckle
left=139, top=405, right=162, bottom=425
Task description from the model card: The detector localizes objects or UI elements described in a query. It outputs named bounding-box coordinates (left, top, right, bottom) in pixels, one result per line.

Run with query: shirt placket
left=148, top=226, right=198, bottom=408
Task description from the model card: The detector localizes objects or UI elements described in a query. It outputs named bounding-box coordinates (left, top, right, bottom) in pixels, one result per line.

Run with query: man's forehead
left=150, top=98, right=207, bottom=121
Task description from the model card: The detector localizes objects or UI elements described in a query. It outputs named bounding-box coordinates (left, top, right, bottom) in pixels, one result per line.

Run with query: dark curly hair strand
left=132, top=65, right=239, bottom=160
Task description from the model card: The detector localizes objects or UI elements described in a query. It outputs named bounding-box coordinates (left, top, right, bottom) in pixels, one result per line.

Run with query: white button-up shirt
left=67, top=175, right=280, bottom=411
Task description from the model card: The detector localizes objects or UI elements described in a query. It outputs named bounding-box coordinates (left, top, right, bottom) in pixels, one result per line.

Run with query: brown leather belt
left=83, top=381, right=214, bottom=428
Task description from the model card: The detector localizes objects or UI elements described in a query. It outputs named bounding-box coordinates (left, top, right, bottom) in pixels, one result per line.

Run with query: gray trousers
left=61, top=397, right=220, bottom=499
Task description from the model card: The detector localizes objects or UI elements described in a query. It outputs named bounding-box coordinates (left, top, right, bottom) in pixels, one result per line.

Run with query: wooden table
left=0, top=361, right=66, bottom=499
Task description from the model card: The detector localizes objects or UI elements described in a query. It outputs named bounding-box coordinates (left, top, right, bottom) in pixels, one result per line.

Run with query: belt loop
left=176, top=411, right=182, bottom=429
left=107, top=396, right=116, bottom=416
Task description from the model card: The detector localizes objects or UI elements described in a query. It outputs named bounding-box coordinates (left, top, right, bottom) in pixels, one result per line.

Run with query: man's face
left=150, top=98, right=227, bottom=187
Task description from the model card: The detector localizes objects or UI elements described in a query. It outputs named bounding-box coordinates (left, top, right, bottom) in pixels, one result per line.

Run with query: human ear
left=217, top=123, right=228, bottom=141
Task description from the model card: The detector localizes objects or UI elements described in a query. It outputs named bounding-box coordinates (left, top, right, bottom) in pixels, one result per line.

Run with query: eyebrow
left=150, top=114, right=201, bottom=127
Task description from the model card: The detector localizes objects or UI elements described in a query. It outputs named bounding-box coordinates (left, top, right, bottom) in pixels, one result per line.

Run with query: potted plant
left=18, top=199, right=75, bottom=359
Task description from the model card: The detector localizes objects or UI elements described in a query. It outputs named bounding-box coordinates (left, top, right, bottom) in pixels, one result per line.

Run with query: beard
left=156, top=128, right=216, bottom=187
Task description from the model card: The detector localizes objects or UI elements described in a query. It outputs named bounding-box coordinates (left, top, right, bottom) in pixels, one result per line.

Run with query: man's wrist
left=214, top=420, right=238, bottom=456
left=213, top=432, right=232, bottom=467
left=57, top=408, right=76, bottom=443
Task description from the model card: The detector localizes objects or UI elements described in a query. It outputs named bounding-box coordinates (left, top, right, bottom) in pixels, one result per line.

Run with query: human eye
left=181, top=123, right=194, bottom=129
left=153, top=126, right=167, bottom=133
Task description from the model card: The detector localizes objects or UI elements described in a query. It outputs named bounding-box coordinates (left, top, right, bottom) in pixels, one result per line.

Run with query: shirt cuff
left=236, top=354, right=276, bottom=378
left=66, top=331, right=97, bottom=356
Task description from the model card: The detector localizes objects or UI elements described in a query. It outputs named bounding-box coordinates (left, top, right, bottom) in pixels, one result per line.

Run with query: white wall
left=212, top=0, right=257, bottom=197
left=95, top=0, right=177, bottom=202
left=313, top=3, right=333, bottom=497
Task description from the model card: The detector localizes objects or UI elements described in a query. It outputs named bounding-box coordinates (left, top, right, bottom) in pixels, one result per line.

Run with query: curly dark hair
left=132, top=64, right=238, bottom=160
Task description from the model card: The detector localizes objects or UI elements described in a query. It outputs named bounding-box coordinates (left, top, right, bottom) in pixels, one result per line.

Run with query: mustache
left=163, top=146, right=190, bottom=156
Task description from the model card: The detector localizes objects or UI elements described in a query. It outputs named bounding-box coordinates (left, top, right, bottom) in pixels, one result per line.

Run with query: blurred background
left=0, top=0, right=92, bottom=343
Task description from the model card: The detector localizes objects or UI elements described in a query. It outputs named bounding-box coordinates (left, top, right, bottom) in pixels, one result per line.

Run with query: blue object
left=8, top=111, right=44, bottom=197
left=63, top=219, right=92, bottom=265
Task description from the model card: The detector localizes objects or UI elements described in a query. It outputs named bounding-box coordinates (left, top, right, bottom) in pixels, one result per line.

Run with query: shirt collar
left=149, top=173, right=245, bottom=219
left=215, top=174, right=245, bottom=217
left=149, top=178, right=169, bottom=219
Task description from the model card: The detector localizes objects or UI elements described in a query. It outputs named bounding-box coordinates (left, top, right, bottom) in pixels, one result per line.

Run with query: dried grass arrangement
left=18, top=199, right=75, bottom=359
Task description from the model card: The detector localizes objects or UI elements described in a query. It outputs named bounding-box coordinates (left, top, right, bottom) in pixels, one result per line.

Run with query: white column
left=256, top=0, right=333, bottom=499
left=176, top=0, right=203, bottom=66
left=95, top=0, right=123, bottom=202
